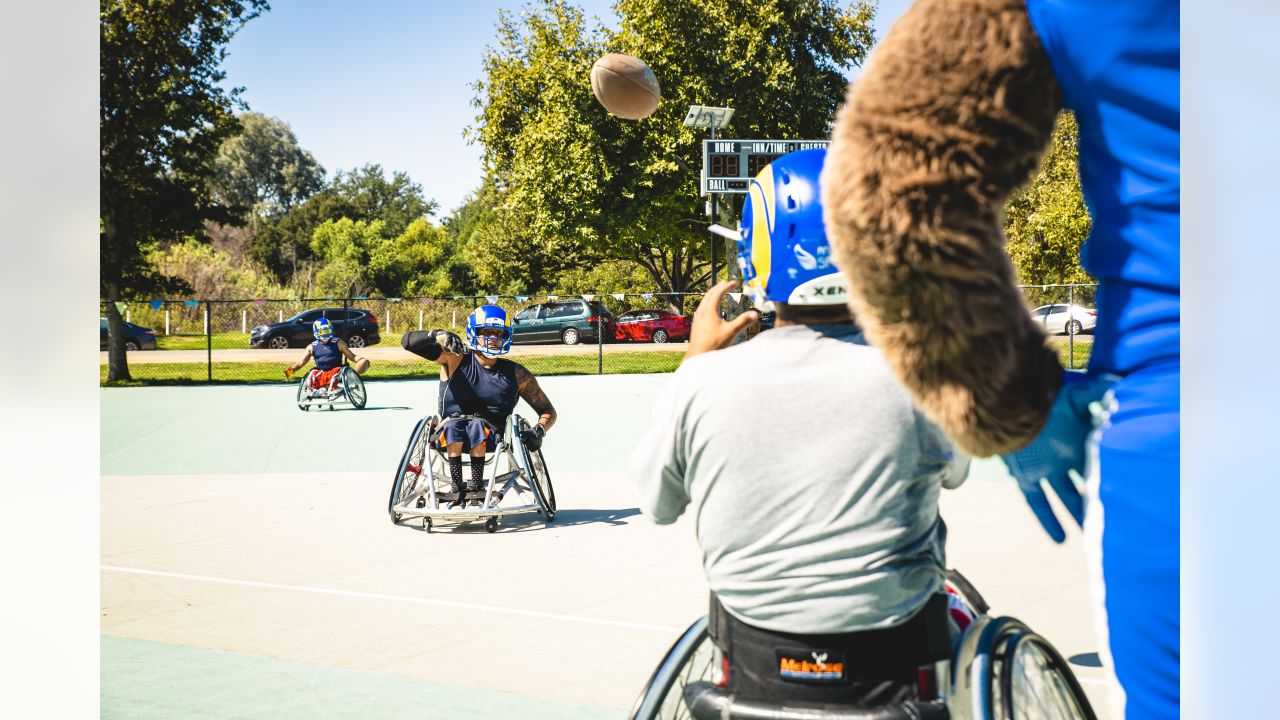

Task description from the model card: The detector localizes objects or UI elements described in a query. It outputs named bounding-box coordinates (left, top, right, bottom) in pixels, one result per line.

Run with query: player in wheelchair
left=286, top=318, right=370, bottom=410
left=626, top=150, right=1091, bottom=719
left=387, top=305, right=558, bottom=532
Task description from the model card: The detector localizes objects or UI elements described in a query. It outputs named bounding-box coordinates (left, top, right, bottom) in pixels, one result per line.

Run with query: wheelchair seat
left=682, top=682, right=949, bottom=720
left=628, top=570, right=1096, bottom=720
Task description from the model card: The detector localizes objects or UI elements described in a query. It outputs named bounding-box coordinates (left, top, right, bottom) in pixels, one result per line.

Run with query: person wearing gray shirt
left=627, top=147, right=969, bottom=708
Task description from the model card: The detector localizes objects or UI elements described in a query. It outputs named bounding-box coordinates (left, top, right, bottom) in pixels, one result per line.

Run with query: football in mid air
left=590, top=53, right=661, bottom=120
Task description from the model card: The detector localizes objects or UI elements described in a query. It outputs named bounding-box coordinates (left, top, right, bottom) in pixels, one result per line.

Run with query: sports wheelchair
left=387, top=413, right=556, bottom=533
left=296, top=366, right=367, bottom=411
left=629, top=570, right=1097, bottom=720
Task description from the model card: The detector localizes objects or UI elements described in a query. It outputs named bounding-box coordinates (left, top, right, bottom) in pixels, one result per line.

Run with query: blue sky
left=221, top=0, right=913, bottom=216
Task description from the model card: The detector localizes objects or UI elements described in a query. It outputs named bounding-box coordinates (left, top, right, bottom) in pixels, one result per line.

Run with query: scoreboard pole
left=709, top=124, right=719, bottom=284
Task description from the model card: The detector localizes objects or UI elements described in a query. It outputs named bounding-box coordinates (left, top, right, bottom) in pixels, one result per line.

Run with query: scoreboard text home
left=700, top=139, right=830, bottom=195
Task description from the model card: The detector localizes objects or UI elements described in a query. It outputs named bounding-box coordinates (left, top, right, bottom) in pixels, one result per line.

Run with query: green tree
left=248, top=163, right=439, bottom=284
left=211, top=112, right=326, bottom=219
left=470, top=0, right=875, bottom=299
left=1003, top=112, right=1094, bottom=303
left=101, top=0, right=269, bottom=381
left=308, top=217, right=452, bottom=297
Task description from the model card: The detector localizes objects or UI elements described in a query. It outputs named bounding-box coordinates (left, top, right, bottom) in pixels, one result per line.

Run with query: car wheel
left=561, top=328, right=580, bottom=345
left=651, top=329, right=669, bottom=344
left=1065, top=320, right=1083, bottom=336
left=268, top=335, right=290, bottom=350
left=124, top=340, right=140, bottom=351
left=346, top=333, right=367, bottom=348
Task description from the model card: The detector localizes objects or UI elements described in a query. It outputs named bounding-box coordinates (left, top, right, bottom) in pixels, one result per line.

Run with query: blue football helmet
left=466, top=305, right=513, bottom=357
left=312, top=318, right=334, bottom=342
left=736, top=148, right=846, bottom=308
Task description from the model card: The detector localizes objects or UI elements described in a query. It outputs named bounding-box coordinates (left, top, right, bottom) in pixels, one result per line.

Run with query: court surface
left=102, top=374, right=1115, bottom=718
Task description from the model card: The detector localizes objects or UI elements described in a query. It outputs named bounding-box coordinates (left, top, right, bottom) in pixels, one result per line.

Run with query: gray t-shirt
left=628, top=323, right=969, bottom=634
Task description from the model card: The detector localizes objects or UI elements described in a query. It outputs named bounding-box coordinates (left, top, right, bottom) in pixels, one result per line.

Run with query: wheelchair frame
left=296, top=366, right=367, bottom=411
left=387, top=413, right=556, bottom=533
left=628, top=570, right=1097, bottom=720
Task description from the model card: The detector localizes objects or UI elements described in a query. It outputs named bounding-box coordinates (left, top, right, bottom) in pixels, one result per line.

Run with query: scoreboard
left=700, top=139, right=830, bottom=195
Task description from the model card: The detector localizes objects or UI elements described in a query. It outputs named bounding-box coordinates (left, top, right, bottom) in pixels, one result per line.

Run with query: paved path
left=101, top=376, right=1114, bottom=718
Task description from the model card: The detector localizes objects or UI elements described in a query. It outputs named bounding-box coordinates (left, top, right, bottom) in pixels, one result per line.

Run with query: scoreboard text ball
left=700, top=139, right=830, bottom=195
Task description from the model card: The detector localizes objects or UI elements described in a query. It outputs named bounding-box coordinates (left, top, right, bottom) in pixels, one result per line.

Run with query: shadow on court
left=396, top=507, right=642, bottom=534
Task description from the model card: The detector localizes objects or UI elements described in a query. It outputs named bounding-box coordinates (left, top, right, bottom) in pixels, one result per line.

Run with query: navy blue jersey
left=1026, top=0, right=1179, bottom=376
left=440, top=352, right=519, bottom=426
left=312, top=339, right=343, bottom=371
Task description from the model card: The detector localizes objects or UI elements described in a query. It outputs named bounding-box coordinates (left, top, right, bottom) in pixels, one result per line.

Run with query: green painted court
left=102, top=376, right=1114, bottom=718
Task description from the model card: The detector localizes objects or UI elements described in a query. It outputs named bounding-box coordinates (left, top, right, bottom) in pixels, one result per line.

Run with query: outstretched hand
left=1001, top=372, right=1117, bottom=542
left=684, top=281, right=759, bottom=363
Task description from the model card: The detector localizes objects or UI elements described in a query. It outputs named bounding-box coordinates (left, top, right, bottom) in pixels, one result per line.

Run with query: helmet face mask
left=466, top=305, right=513, bottom=357
left=312, top=318, right=334, bottom=342
left=735, top=148, right=847, bottom=310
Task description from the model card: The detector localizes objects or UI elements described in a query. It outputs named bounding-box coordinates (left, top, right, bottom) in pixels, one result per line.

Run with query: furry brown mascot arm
left=821, top=0, right=1064, bottom=457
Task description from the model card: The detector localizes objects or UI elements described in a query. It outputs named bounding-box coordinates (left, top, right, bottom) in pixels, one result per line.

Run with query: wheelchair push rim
left=513, top=415, right=557, bottom=521
left=341, top=366, right=367, bottom=409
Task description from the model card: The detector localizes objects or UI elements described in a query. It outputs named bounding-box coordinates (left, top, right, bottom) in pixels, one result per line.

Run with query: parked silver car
left=1031, top=304, right=1097, bottom=335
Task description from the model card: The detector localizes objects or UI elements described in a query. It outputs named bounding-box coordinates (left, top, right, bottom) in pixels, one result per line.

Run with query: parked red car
left=613, top=309, right=692, bottom=344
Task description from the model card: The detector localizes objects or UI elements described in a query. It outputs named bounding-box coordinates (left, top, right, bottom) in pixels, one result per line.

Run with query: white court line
left=102, top=565, right=682, bottom=634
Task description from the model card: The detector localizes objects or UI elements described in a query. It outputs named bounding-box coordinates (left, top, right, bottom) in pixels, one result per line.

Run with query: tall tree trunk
left=104, top=282, right=131, bottom=382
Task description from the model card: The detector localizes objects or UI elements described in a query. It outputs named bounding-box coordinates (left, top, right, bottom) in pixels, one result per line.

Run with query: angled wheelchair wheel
left=514, top=415, right=556, bottom=521
left=628, top=616, right=715, bottom=720
left=994, top=630, right=1096, bottom=720
left=342, top=366, right=367, bottom=409
left=951, top=615, right=1096, bottom=720
left=296, top=376, right=311, bottom=411
left=388, top=416, right=432, bottom=521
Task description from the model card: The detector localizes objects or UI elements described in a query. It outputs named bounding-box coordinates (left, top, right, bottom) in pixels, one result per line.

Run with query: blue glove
left=1001, top=371, right=1117, bottom=543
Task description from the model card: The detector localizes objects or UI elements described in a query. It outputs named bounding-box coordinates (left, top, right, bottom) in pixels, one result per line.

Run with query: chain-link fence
left=100, top=284, right=1095, bottom=384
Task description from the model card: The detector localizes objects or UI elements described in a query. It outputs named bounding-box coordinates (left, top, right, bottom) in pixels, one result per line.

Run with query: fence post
left=126, top=308, right=130, bottom=323
left=165, top=309, right=170, bottom=335
left=1068, top=284, right=1076, bottom=369
left=205, top=301, right=212, bottom=382
left=419, top=308, right=424, bottom=331
left=387, top=306, right=392, bottom=335
left=279, top=309, right=283, bottom=323
left=241, top=308, right=247, bottom=334
left=597, top=313, right=604, bottom=375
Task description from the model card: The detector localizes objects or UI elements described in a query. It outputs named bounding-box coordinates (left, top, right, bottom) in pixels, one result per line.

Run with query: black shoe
left=447, top=481, right=465, bottom=509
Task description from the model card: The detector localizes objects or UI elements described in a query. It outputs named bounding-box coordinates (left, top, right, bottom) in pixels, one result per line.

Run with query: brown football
left=590, top=53, right=661, bottom=120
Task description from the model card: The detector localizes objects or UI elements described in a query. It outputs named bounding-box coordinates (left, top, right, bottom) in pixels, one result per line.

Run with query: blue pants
left=434, top=416, right=498, bottom=454
left=1088, top=362, right=1179, bottom=719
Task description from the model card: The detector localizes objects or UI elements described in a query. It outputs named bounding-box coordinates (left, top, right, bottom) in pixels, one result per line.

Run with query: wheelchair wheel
left=952, top=615, right=1096, bottom=720
left=342, top=367, right=367, bottom=409
left=514, top=416, right=557, bottom=521
left=994, top=631, right=1096, bottom=720
left=628, top=616, right=715, bottom=720
left=388, top=416, right=432, bottom=521
left=296, top=376, right=311, bottom=411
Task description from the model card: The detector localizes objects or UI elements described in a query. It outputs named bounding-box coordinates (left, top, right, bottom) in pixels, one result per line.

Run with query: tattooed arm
left=514, top=363, right=556, bottom=432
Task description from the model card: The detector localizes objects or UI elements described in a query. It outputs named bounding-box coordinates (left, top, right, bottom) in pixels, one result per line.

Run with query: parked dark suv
left=250, top=308, right=381, bottom=349
left=510, top=300, right=615, bottom=345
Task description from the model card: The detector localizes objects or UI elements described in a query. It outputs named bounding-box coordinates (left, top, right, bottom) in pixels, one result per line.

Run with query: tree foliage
left=308, top=217, right=450, bottom=298
left=100, top=0, right=269, bottom=380
left=211, top=112, right=325, bottom=219
left=469, top=0, right=875, bottom=295
left=1004, top=112, right=1094, bottom=293
left=247, top=163, right=441, bottom=282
